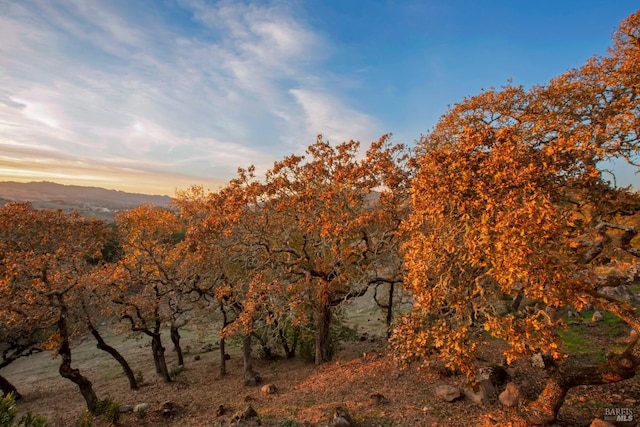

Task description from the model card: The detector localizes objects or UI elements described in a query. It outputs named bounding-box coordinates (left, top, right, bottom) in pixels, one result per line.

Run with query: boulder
left=434, top=385, right=461, bottom=402
left=592, top=310, right=604, bottom=322
left=133, top=403, right=150, bottom=414
left=370, top=393, right=389, bottom=405
left=463, top=379, right=495, bottom=405
left=531, top=353, right=545, bottom=369
left=244, top=370, right=262, bottom=387
left=332, top=406, right=353, bottom=427
left=260, top=383, right=277, bottom=396
left=234, top=405, right=258, bottom=421
left=119, top=404, right=133, bottom=413
left=160, top=401, right=178, bottom=418
left=498, top=382, right=520, bottom=407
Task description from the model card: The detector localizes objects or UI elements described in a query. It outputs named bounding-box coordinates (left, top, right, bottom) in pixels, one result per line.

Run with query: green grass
left=578, top=310, right=625, bottom=326
left=557, top=328, right=607, bottom=363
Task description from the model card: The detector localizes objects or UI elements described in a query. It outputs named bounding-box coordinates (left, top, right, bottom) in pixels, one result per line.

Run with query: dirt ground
left=2, top=306, right=639, bottom=427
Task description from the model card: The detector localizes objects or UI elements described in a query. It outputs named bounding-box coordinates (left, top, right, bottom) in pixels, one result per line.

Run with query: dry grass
left=2, top=307, right=639, bottom=426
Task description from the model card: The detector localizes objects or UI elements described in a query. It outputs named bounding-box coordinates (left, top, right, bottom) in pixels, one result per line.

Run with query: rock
left=628, top=329, right=638, bottom=343
left=133, top=403, right=150, bottom=414
left=499, top=382, right=520, bottom=407
left=160, top=401, right=178, bottom=417
left=463, top=379, right=495, bottom=405
left=201, top=343, right=218, bottom=352
left=260, top=383, right=277, bottom=396
left=224, top=353, right=231, bottom=360
left=600, top=285, right=638, bottom=304
left=194, top=354, right=201, bottom=361
left=119, top=404, right=133, bottom=413
left=592, top=310, right=604, bottom=322
left=590, top=419, right=616, bottom=427
left=370, top=393, right=389, bottom=405
left=531, top=353, right=545, bottom=369
left=244, top=370, right=262, bottom=387
left=332, top=406, right=353, bottom=427
left=434, top=385, right=461, bottom=402
left=237, top=405, right=258, bottom=420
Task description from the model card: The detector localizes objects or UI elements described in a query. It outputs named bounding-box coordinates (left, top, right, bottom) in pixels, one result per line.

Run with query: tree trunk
left=243, top=334, right=253, bottom=374
left=525, top=353, right=637, bottom=425
left=151, top=334, right=172, bottom=383
left=315, top=285, right=332, bottom=365
left=386, top=282, right=394, bottom=338
left=219, top=337, right=227, bottom=376
left=279, top=325, right=298, bottom=359
left=0, top=374, right=21, bottom=400
left=87, top=322, right=138, bottom=390
left=170, top=323, right=184, bottom=366
left=219, top=303, right=229, bottom=376
left=57, top=298, right=99, bottom=413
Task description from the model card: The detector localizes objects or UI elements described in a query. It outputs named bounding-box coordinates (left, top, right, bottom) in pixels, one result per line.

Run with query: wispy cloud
left=0, top=0, right=380, bottom=194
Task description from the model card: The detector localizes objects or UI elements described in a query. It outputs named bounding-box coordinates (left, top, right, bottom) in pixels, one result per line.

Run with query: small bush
left=0, top=393, right=48, bottom=427
left=134, top=370, right=144, bottom=385
left=0, top=393, right=18, bottom=427
left=95, top=398, right=120, bottom=425
left=77, top=410, right=93, bottom=427
left=169, top=365, right=184, bottom=378
left=18, top=412, right=48, bottom=427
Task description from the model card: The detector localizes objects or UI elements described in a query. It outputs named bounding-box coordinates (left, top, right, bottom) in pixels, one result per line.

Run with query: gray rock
left=600, top=285, right=638, bottom=304
left=531, top=353, right=545, bottom=369
left=119, top=404, right=133, bottom=413
left=592, top=310, right=604, bottom=322
left=244, top=370, right=262, bottom=387
left=133, top=403, right=150, bottom=413
left=434, top=384, right=461, bottom=402
left=234, top=405, right=258, bottom=420
left=332, top=406, right=353, bottom=427
left=160, top=401, right=178, bottom=417
left=499, top=382, right=520, bottom=407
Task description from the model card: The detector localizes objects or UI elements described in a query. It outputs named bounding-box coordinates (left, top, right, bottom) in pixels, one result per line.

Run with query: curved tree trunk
left=170, top=323, right=184, bottom=367
left=57, top=298, right=99, bottom=413
left=87, top=322, right=138, bottom=390
left=0, top=374, right=21, bottom=400
left=525, top=350, right=637, bottom=425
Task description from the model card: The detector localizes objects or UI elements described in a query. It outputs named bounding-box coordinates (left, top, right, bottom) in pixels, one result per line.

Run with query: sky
left=0, top=1, right=638, bottom=196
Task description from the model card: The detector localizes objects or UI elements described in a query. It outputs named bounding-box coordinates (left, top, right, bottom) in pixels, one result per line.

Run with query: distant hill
left=0, top=181, right=172, bottom=221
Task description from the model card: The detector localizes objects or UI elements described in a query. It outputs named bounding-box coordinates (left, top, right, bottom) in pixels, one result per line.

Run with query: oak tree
left=0, top=202, right=108, bottom=412
left=393, top=11, right=640, bottom=424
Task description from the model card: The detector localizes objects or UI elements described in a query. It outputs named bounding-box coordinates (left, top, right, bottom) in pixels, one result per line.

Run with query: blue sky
left=0, top=1, right=637, bottom=195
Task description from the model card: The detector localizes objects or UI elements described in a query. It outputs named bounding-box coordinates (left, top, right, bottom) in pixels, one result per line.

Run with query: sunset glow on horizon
left=1, top=1, right=639, bottom=195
